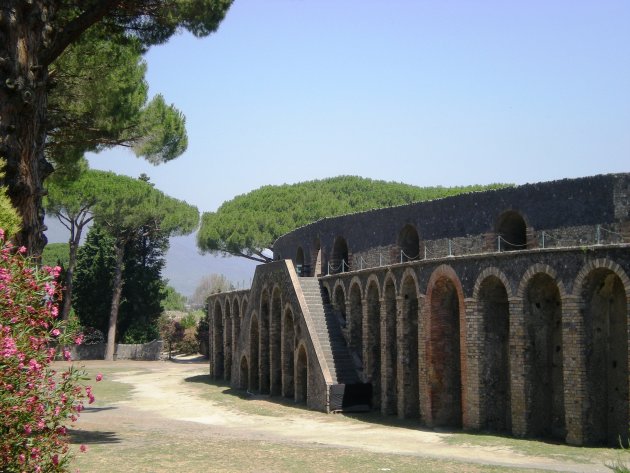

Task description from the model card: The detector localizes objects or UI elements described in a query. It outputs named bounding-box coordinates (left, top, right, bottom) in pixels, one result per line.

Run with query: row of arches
left=295, top=210, right=529, bottom=275
left=212, top=288, right=310, bottom=404
left=324, top=260, right=629, bottom=445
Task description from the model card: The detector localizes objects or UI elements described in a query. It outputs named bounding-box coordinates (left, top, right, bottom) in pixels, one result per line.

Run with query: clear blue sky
left=87, top=0, right=630, bottom=214
left=69, top=0, right=629, bottom=295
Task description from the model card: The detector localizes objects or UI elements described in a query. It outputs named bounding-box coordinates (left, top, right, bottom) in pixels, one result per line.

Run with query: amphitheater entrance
left=296, top=247, right=306, bottom=276
left=366, top=281, right=381, bottom=409
left=399, top=224, right=420, bottom=261
left=282, top=308, right=295, bottom=398
left=524, top=273, right=564, bottom=439
left=497, top=211, right=527, bottom=251
left=313, top=238, right=322, bottom=277
left=428, top=275, right=462, bottom=428
left=296, top=344, right=308, bottom=403
left=333, top=285, right=347, bottom=324
left=213, top=300, right=224, bottom=379
left=478, top=276, right=510, bottom=432
left=249, top=315, right=260, bottom=392
left=401, top=275, right=419, bottom=420
left=581, top=268, right=629, bottom=445
left=239, top=356, right=249, bottom=390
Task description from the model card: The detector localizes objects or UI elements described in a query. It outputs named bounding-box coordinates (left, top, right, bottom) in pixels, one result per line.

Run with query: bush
left=178, top=327, right=199, bottom=355
left=0, top=229, right=95, bottom=472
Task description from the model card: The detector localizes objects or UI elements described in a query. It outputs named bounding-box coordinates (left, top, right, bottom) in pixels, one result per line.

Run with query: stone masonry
left=207, top=173, right=630, bottom=446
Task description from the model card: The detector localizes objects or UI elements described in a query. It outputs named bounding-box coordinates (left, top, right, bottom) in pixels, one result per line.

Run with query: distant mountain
left=45, top=218, right=257, bottom=298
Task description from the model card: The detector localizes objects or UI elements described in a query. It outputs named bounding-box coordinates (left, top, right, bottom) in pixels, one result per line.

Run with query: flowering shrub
left=0, top=229, right=96, bottom=472
left=79, top=326, right=105, bottom=346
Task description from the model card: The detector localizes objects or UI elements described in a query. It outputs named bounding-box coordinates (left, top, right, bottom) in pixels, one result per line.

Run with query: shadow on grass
left=68, top=428, right=121, bottom=445
left=183, top=374, right=308, bottom=408
left=167, top=354, right=208, bottom=364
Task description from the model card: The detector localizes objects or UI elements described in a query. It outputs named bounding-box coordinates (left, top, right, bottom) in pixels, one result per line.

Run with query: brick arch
left=473, top=268, right=511, bottom=433
left=281, top=303, right=296, bottom=398
left=212, top=299, right=224, bottom=379
left=348, top=279, right=364, bottom=358
left=295, top=341, right=309, bottom=403
left=241, top=296, right=249, bottom=320
left=365, top=275, right=382, bottom=409
left=573, top=258, right=630, bottom=297
left=224, top=299, right=232, bottom=381
left=516, top=263, right=568, bottom=299
left=259, top=289, right=271, bottom=394
left=517, top=264, right=565, bottom=439
left=332, top=280, right=348, bottom=322
left=382, top=271, right=398, bottom=296
left=382, top=274, right=398, bottom=415
left=270, top=285, right=283, bottom=396
left=400, top=269, right=421, bottom=420
left=574, top=258, right=630, bottom=445
left=364, top=273, right=382, bottom=301
left=472, top=267, right=514, bottom=300
left=321, top=281, right=332, bottom=304
left=424, top=264, right=467, bottom=428
left=232, top=297, right=241, bottom=354
left=249, top=311, right=260, bottom=392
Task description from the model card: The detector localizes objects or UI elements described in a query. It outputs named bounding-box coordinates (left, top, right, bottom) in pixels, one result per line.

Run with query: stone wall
left=69, top=340, right=164, bottom=361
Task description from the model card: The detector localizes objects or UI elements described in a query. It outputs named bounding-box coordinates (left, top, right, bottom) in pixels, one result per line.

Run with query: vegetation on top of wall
left=197, top=175, right=509, bottom=262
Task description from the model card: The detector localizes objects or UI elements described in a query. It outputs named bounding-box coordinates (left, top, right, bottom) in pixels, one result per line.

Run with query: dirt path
left=75, top=359, right=618, bottom=473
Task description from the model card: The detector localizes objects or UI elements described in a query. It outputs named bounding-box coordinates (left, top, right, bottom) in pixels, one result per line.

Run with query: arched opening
left=259, top=291, right=270, bottom=394
left=496, top=211, right=527, bottom=251
left=383, top=279, right=398, bottom=415
left=270, top=287, right=282, bottom=396
left=349, top=283, right=363, bottom=360
left=401, top=275, right=419, bottom=420
left=524, top=273, right=564, bottom=439
left=331, top=236, right=349, bottom=273
left=296, top=246, right=306, bottom=276
left=213, top=300, right=224, bottom=379
left=582, top=269, right=629, bottom=445
left=296, top=344, right=308, bottom=403
left=239, top=356, right=249, bottom=390
left=478, top=276, right=510, bottom=432
left=233, top=299, right=241, bottom=361
left=399, top=224, right=420, bottom=262
left=224, top=300, right=232, bottom=381
left=333, top=285, right=347, bottom=325
left=428, top=276, right=462, bottom=427
left=242, top=299, right=248, bottom=320
left=313, top=238, right=322, bottom=277
left=249, top=314, right=260, bottom=392
left=366, top=281, right=381, bottom=409
left=282, top=308, right=295, bottom=398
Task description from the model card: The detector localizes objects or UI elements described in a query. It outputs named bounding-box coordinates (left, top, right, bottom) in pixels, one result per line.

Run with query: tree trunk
left=61, top=223, right=81, bottom=320
left=105, top=241, right=125, bottom=361
left=0, top=1, right=55, bottom=255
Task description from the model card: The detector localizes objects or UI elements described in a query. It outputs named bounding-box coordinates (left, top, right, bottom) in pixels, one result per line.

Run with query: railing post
left=424, top=245, right=427, bottom=260
left=596, top=225, right=601, bottom=245
left=542, top=231, right=545, bottom=249
left=327, top=262, right=330, bottom=275
left=400, top=250, right=403, bottom=264
left=498, top=236, right=501, bottom=252
left=379, top=253, right=382, bottom=267
left=448, top=239, right=452, bottom=256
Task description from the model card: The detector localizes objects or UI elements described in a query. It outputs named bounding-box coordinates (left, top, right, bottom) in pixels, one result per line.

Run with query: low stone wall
left=70, top=340, right=164, bottom=361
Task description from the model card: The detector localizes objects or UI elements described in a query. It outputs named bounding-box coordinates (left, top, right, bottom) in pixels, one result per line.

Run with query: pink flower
left=95, top=373, right=103, bottom=382
left=51, top=328, right=61, bottom=337
left=52, top=454, right=59, bottom=466
left=80, top=444, right=87, bottom=453
left=74, top=334, right=84, bottom=345
left=18, top=245, right=27, bottom=254
left=24, top=424, right=32, bottom=434
left=63, top=349, right=72, bottom=361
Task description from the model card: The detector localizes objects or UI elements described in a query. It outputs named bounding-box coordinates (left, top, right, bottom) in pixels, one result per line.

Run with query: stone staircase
left=299, top=278, right=360, bottom=385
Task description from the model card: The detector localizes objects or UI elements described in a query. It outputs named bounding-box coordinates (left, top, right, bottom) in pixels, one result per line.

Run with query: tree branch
left=40, top=1, right=120, bottom=66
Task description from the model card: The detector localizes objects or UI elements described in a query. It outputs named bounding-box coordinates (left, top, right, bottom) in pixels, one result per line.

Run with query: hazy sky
left=67, top=1, right=630, bottom=294
left=87, top=0, right=629, bottom=214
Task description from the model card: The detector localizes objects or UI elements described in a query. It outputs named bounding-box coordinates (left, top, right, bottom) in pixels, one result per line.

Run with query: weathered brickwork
left=208, top=173, right=630, bottom=446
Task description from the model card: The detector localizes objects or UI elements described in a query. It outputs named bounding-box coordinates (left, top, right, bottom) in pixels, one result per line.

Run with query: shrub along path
left=65, top=358, right=625, bottom=473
